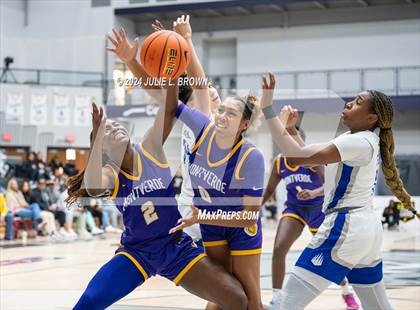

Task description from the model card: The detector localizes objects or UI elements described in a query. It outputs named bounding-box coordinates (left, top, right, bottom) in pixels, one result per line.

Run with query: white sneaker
left=105, top=226, right=116, bottom=233
left=266, top=291, right=282, bottom=310
left=114, top=228, right=123, bottom=234
left=59, top=227, right=70, bottom=238
left=67, top=229, right=78, bottom=239
left=91, top=227, right=104, bottom=235
left=79, top=229, right=92, bottom=240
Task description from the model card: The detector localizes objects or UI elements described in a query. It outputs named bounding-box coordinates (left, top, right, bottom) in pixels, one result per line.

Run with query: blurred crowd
left=0, top=150, right=123, bottom=242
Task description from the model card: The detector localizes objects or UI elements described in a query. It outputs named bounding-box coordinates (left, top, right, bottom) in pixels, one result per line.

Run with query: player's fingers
left=106, top=48, right=116, bottom=53
left=112, top=28, right=121, bottom=43
left=186, top=14, right=190, bottom=23
left=133, top=37, right=139, bottom=51
left=107, top=35, right=118, bottom=47
left=120, top=27, right=127, bottom=40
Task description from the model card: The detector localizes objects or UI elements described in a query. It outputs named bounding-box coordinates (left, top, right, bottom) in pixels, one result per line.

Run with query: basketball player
left=263, top=124, right=359, bottom=309
left=169, top=93, right=266, bottom=310
left=108, top=20, right=221, bottom=245
left=67, top=85, right=248, bottom=309
left=260, top=72, right=418, bottom=310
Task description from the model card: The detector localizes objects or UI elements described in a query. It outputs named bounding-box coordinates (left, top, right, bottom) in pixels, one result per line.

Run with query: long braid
left=65, top=151, right=112, bottom=206
left=368, top=90, right=419, bottom=218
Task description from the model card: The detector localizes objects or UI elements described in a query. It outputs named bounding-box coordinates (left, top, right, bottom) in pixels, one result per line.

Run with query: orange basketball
left=140, top=30, right=190, bottom=79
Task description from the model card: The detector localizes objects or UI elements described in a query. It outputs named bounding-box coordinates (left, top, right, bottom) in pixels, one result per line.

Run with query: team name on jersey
left=122, top=178, right=165, bottom=209
left=284, top=174, right=312, bottom=186
left=189, top=163, right=226, bottom=194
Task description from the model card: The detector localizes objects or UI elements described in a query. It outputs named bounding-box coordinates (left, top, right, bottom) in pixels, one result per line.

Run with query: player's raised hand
left=169, top=205, right=199, bottom=234
left=107, top=27, right=139, bottom=64
left=173, top=15, right=192, bottom=40
left=91, top=102, right=106, bottom=143
left=280, top=105, right=299, bottom=130
left=152, top=19, right=166, bottom=32
left=261, top=72, right=276, bottom=108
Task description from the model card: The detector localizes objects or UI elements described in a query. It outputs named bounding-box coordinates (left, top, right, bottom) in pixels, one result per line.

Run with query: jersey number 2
left=141, top=201, right=158, bottom=225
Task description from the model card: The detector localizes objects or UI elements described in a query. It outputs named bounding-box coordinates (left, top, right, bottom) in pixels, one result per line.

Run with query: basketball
left=140, top=30, right=190, bottom=79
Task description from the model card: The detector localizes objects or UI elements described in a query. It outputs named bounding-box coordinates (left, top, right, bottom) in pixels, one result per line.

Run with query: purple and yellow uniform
left=275, top=154, right=325, bottom=233
left=107, top=143, right=206, bottom=285
left=176, top=103, right=265, bottom=256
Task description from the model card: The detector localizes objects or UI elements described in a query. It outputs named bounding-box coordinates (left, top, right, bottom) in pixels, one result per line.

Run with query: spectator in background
left=49, top=155, right=62, bottom=173
left=20, top=180, right=59, bottom=239
left=264, top=193, right=278, bottom=221
left=32, top=178, right=66, bottom=235
left=0, top=192, right=14, bottom=240
left=98, top=198, right=122, bottom=233
left=382, top=200, right=400, bottom=230
left=5, top=178, right=42, bottom=236
left=22, top=152, right=37, bottom=181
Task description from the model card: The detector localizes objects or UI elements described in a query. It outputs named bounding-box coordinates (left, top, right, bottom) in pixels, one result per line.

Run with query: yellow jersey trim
left=281, top=213, right=307, bottom=227
left=230, top=248, right=262, bottom=256
left=234, top=147, right=256, bottom=180
left=115, top=251, right=149, bottom=281
left=104, top=164, right=119, bottom=200
left=309, top=228, right=319, bottom=233
left=284, top=156, right=299, bottom=172
left=113, top=150, right=142, bottom=181
left=276, top=154, right=281, bottom=176
left=207, top=131, right=244, bottom=168
left=191, top=122, right=214, bottom=153
left=203, top=240, right=228, bottom=247
left=139, top=143, right=169, bottom=168
left=173, top=253, right=207, bottom=285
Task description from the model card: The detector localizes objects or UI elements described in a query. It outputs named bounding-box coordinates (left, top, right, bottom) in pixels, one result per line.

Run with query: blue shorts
left=200, top=218, right=262, bottom=256
left=282, top=204, right=325, bottom=233
left=115, top=232, right=206, bottom=285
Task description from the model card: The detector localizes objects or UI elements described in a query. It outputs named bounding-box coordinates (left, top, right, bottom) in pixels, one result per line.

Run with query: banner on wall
left=74, top=95, right=91, bottom=126
left=6, top=93, right=24, bottom=124
left=30, top=94, right=48, bottom=125
left=53, top=94, right=70, bottom=126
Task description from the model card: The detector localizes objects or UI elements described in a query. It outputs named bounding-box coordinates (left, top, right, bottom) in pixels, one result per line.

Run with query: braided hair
left=368, top=90, right=418, bottom=218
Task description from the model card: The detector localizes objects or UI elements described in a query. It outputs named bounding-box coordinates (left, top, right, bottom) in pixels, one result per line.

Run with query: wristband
left=262, top=105, right=277, bottom=120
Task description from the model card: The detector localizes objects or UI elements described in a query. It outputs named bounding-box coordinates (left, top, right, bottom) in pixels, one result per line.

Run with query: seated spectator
left=20, top=180, right=59, bottom=239
left=32, top=178, right=66, bottom=235
left=22, top=152, right=37, bottom=181
left=98, top=198, right=122, bottom=233
left=5, top=178, right=42, bottom=236
left=382, top=199, right=400, bottom=230
left=0, top=192, right=14, bottom=240
left=264, top=194, right=278, bottom=221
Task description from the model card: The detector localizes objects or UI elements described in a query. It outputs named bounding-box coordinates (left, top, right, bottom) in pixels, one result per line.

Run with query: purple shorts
left=200, top=217, right=262, bottom=256
left=281, top=204, right=325, bottom=233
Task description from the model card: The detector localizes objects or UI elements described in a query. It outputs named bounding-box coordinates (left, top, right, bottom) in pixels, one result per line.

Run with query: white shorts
left=294, top=206, right=383, bottom=285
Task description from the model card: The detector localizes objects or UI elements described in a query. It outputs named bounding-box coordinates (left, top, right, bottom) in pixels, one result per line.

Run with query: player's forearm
left=287, top=126, right=305, bottom=147
left=84, top=136, right=105, bottom=196
left=185, top=38, right=207, bottom=88
left=313, top=186, right=324, bottom=197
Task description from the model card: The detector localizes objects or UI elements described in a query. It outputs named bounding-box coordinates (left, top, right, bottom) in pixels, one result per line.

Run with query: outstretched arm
left=262, top=158, right=282, bottom=206
left=172, top=15, right=215, bottom=115
left=260, top=73, right=341, bottom=166
left=83, top=103, right=114, bottom=197
left=107, top=27, right=163, bottom=101
left=142, top=81, right=179, bottom=156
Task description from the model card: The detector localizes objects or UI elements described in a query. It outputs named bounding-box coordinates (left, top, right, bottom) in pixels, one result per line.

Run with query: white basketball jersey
left=323, top=131, right=380, bottom=211
left=178, top=124, right=195, bottom=206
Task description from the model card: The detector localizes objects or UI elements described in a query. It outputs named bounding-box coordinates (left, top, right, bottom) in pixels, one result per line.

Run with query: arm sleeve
left=176, top=103, right=211, bottom=139
left=240, top=149, right=265, bottom=197
left=332, top=134, right=374, bottom=166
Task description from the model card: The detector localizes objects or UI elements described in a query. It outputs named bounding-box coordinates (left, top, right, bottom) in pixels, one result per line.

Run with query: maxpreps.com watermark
left=116, top=76, right=209, bottom=88
left=198, top=209, right=260, bottom=221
